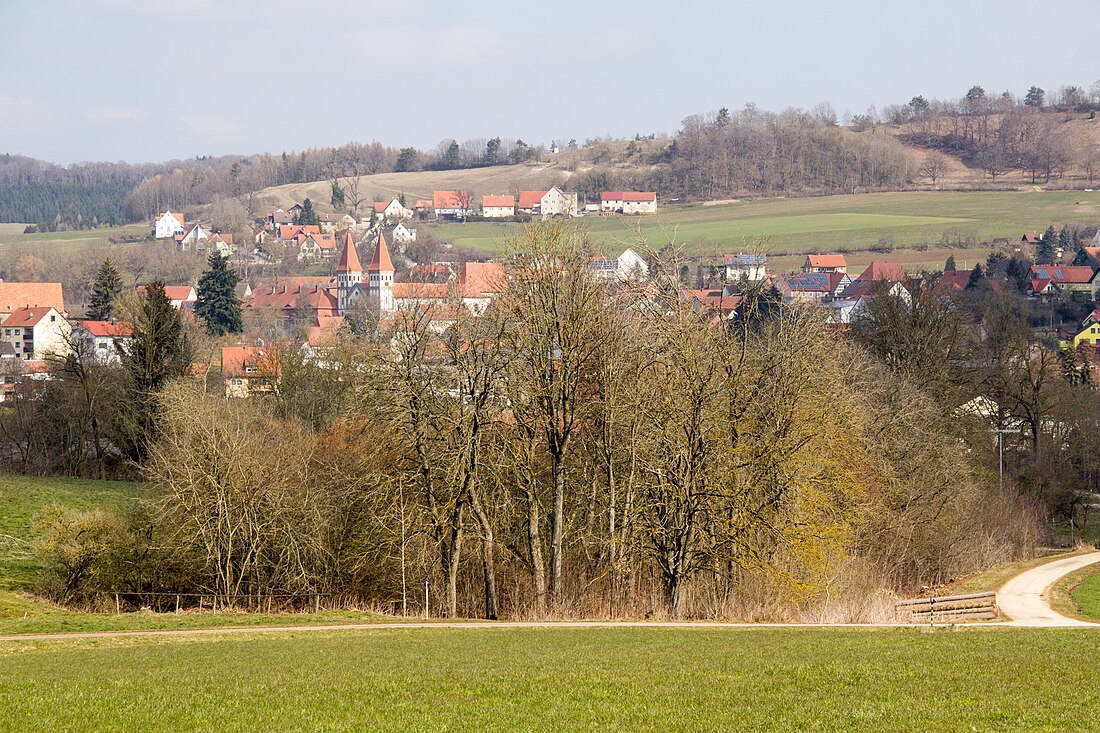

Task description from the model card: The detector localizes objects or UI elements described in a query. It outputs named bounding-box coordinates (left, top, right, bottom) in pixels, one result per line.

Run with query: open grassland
left=1, top=627, right=1098, bottom=731
left=427, top=190, right=1100, bottom=271
left=0, top=224, right=148, bottom=261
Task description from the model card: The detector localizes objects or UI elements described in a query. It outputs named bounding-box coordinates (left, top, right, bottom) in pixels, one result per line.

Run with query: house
left=201, top=233, right=233, bottom=258
left=0, top=282, right=66, bottom=317
left=1, top=307, right=69, bottom=361
left=936, top=270, right=974, bottom=291
left=413, top=199, right=434, bottom=215
left=680, top=289, right=743, bottom=319
left=245, top=278, right=340, bottom=320
left=177, top=224, right=213, bottom=250
left=338, top=213, right=357, bottom=229
left=153, top=211, right=185, bottom=239
left=269, top=208, right=295, bottom=228
left=391, top=223, right=417, bottom=246
left=433, top=191, right=474, bottom=219
left=136, top=285, right=197, bottom=310
left=723, top=253, right=767, bottom=282
left=538, top=186, right=578, bottom=218
left=456, top=261, right=505, bottom=315
left=831, top=280, right=911, bottom=323
left=221, top=346, right=277, bottom=398
left=590, top=248, right=649, bottom=282
left=517, top=191, right=544, bottom=214
left=73, top=320, right=132, bottom=364
left=1021, top=233, right=1043, bottom=245
left=802, top=254, right=847, bottom=274
left=1066, top=321, right=1100, bottom=350
left=482, top=195, right=515, bottom=218
left=1026, top=265, right=1097, bottom=297
left=373, top=197, right=409, bottom=222
left=600, top=191, right=657, bottom=215
left=278, top=224, right=321, bottom=243
left=774, top=273, right=836, bottom=303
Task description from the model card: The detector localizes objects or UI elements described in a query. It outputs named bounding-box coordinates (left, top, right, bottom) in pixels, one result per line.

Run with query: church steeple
left=367, top=232, right=394, bottom=314
left=336, top=231, right=362, bottom=314
left=367, top=231, right=394, bottom=273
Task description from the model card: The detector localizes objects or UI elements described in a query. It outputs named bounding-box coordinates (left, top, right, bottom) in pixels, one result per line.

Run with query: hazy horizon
left=3, top=0, right=1098, bottom=166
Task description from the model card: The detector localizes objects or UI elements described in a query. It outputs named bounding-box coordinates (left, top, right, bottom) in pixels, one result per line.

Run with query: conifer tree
left=330, top=181, right=345, bottom=211
left=1059, top=226, right=1074, bottom=253
left=195, top=253, right=243, bottom=336
left=1037, top=226, right=1058, bottom=264
left=294, top=198, right=320, bottom=226
left=944, top=255, right=957, bottom=272
left=1072, top=247, right=1092, bottom=266
left=87, top=258, right=122, bottom=320
left=966, top=263, right=983, bottom=289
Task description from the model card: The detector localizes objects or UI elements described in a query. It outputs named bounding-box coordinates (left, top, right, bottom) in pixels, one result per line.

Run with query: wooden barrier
left=896, top=591, right=997, bottom=623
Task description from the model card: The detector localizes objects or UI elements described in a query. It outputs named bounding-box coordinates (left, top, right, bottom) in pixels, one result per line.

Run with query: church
left=336, top=229, right=395, bottom=316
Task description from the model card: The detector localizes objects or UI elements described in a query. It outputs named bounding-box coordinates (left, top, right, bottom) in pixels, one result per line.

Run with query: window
left=230, top=379, right=244, bottom=387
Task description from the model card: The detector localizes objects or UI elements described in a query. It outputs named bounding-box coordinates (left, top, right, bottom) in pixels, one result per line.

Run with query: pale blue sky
left=2, top=0, right=1098, bottom=164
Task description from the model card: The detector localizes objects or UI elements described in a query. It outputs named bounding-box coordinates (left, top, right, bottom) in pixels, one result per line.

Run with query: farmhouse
left=482, top=195, right=515, bottom=218
left=600, top=191, right=657, bottom=214
left=802, top=254, right=848, bottom=274
left=723, top=253, right=767, bottom=282
left=73, top=320, right=132, bottom=365
left=373, top=198, right=409, bottom=222
left=1026, top=265, right=1097, bottom=297
left=433, top=191, right=474, bottom=219
left=222, top=346, right=277, bottom=398
left=518, top=187, right=578, bottom=218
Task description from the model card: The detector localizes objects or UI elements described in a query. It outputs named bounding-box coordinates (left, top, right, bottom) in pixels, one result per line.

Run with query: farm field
left=426, top=190, right=1100, bottom=271
left=2, top=627, right=1098, bottom=731
left=0, top=223, right=148, bottom=261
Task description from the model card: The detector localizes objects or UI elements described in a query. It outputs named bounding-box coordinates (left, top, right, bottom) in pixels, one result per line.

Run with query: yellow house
left=1069, top=322, right=1100, bottom=349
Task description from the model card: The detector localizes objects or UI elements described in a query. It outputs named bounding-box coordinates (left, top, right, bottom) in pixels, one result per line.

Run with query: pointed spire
left=336, top=230, right=361, bottom=273
left=368, top=231, right=394, bottom=272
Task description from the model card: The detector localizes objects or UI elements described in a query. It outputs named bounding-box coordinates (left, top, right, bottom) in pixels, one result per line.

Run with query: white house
left=373, top=198, right=410, bottom=222
left=153, top=211, right=186, bottom=239
left=73, top=320, right=133, bottom=365
left=177, top=224, right=211, bottom=250
left=723, top=253, right=767, bottom=282
left=591, top=248, right=649, bottom=282
left=392, top=223, right=417, bottom=246
left=1, top=307, right=70, bottom=361
left=539, top=186, right=578, bottom=218
left=600, top=191, right=657, bottom=214
left=482, top=195, right=515, bottom=218
left=433, top=191, right=474, bottom=219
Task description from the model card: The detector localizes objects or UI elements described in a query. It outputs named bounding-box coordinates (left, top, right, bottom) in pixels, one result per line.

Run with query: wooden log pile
left=895, top=591, right=997, bottom=623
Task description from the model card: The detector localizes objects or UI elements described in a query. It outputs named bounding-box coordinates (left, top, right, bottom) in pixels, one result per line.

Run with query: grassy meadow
left=2, top=627, right=1099, bottom=731
left=0, top=223, right=148, bottom=260
left=427, top=190, right=1100, bottom=272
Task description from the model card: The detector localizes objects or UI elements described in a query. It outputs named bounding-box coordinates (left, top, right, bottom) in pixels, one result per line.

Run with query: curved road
left=998, top=551, right=1100, bottom=626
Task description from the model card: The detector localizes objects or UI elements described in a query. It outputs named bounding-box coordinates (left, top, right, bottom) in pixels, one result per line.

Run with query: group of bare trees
left=26, top=222, right=1054, bottom=620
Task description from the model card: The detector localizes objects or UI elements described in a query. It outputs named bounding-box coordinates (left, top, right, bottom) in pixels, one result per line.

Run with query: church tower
left=367, top=231, right=395, bottom=314
left=336, top=230, right=362, bottom=315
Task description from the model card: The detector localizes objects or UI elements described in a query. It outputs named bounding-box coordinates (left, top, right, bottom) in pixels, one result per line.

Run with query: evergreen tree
left=330, top=181, right=345, bottom=211
left=194, top=253, right=243, bottom=336
left=86, top=258, right=123, bottom=320
left=1024, top=86, right=1045, bottom=108
left=1058, top=226, right=1074, bottom=253
left=966, top=263, right=983, bottom=289
left=294, top=197, right=320, bottom=226
left=122, top=281, right=193, bottom=459
left=1037, top=226, right=1058, bottom=264
left=944, top=255, right=957, bottom=272
left=1072, top=247, right=1092, bottom=266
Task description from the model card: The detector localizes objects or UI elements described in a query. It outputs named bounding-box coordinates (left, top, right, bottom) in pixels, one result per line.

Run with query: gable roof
left=518, top=191, right=547, bottom=209
left=806, top=254, right=847, bottom=269
left=77, top=320, right=133, bottom=337
left=433, top=191, right=469, bottom=210
left=780, top=272, right=832, bottom=292
left=157, top=211, right=185, bottom=226
left=601, top=191, right=656, bottom=202
left=393, top=282, right=449, bottom=299
left=221, top=346, right=277, bottom=378
left=458, top=261, right=505, bottom=298
left=136, top=285, right=196, bottom=302
left=2, top=306, right=60, bottom=328
left=482, top=195, right=515, bottom=208
left=1028, top=265, right=1096, bottom=284
left=367, top=232, right=394, bottom=272
left=857, top=262, right=906, bottom=282
left=724, top=253, right=766, bottom=266
left=0, top=283, right=65, bottom=314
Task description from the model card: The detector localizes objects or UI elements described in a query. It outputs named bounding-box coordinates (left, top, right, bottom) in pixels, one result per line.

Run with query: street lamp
left=991, top=427, right=1022, bottom=490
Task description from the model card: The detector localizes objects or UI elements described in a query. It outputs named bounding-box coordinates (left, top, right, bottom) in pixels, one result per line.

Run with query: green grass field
left=0, top=224, right=148, bottom=262
left=427, top=190, right=1100, bottom=272
left=1, top=627, right=1098, bottom=731
left=1048, top=561, right=1100, bottom=622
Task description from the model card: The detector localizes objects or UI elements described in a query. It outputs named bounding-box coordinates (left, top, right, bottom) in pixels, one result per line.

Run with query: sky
left=2, top=0, right=1099, bottom=165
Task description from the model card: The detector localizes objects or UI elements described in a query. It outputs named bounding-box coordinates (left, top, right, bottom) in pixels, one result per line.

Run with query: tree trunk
left=549, top=456, right=565, bottom=606
left=526, top=483, right=547, bottom=612
left=468, top=487, right=498, bottom=620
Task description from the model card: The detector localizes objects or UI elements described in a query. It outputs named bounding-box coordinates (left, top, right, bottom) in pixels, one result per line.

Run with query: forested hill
left=0, top=155, right=146, bottom=228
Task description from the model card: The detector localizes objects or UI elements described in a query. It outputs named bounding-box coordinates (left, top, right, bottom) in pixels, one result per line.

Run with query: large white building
left=482, top=195, right=515, bottom=218
left=153, top=211, right=186, bottom=239
left=1, top=307, right=70, bottom=361
left=600, top=191, right=657, bottom=214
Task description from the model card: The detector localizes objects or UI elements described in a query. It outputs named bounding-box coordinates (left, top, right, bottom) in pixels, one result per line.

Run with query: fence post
left=424, top=580, right=429, bottom=620
left=176, top=594, right=180, bottom=614
left=115, top=593, right=120, bottom=615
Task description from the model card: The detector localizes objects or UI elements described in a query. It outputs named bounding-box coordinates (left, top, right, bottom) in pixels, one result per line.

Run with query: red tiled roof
left=458, top=262, right=505, bottom=298
left=433, top=191, right=468, bottom=209
left=518, top=191, right=547, bottom=209
left=857, top=262, right=906, bottom=282
left=482, top=195, right=514, bottom=208
left=336, top=231, right=362, bottom=273
left=0, top=282, right=65, bottom=314
left=2, top=306, right=59, bottom=328
left=135, top=285, right=196, bottom=302
left=601, top=191, right=655, bottom=202
left=278, top=224, right=321, bottom=240
left=221, top=346, right=277, bottom=378
left=394, top=282, right=449, bottom=299
left=373, top=200, right=390, bottom=213
left=806, top=254, right=847, bottom=268
left=414, top=199, right=433, bottom=209
left=367, top=232, right=394, bottom=272
left=77, top=320, right=133, bottom=337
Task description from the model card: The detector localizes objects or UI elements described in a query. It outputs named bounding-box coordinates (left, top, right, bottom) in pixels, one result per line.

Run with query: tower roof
left=336, top=231, right=361, bottom=273
left=368, top=231, right=394, bottom=272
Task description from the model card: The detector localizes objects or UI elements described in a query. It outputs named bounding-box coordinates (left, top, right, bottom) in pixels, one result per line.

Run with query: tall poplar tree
left=195, top=253, right=243, bottom=336
left=87, top=258, right=122, bottom=320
